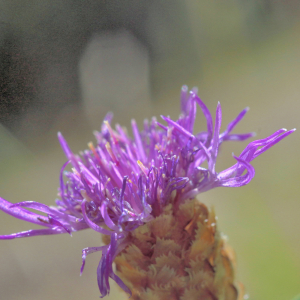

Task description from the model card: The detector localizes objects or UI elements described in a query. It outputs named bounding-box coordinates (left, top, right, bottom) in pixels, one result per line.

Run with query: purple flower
left=0, top=86, right=295, bottom=297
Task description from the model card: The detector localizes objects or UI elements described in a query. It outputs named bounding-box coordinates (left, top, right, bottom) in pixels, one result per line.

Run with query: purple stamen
left=0, top=86, right=295, bottom=298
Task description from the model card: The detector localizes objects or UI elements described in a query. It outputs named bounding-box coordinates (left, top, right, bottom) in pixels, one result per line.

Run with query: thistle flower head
left=0, top=86, right=295, bottom=298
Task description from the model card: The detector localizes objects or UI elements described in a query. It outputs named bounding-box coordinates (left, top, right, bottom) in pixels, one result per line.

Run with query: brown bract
left=103, top=199, right=244, bottom=300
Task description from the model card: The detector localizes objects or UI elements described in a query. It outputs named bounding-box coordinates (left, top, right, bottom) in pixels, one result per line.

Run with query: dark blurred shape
left=238, top=0, right=300, bottom=40
left=0, top=24, right=35, bottom=132
left=0, top=1, right=199, bottom=142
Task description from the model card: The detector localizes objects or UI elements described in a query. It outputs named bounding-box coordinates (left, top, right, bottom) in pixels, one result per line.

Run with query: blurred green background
left=1, top=1, right=300, bottom=299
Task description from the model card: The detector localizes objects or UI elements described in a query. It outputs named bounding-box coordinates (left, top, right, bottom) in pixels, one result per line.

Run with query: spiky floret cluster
left=0, top=86, right=294, bottom=297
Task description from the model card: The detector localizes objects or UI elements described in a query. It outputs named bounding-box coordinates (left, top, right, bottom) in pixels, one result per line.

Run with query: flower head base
left=0, top=86, right=295, bottom=298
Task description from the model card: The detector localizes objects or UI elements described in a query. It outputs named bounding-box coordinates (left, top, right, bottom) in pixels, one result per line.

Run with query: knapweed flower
left=0, top=86, right=295, bottom=299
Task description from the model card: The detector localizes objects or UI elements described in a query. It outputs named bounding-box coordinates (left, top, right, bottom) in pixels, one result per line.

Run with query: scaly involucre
left=0, top=86, right=294, bottom=298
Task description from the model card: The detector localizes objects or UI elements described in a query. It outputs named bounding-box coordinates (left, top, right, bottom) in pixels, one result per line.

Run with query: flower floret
left=0, top=86, right=294, bottom=297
